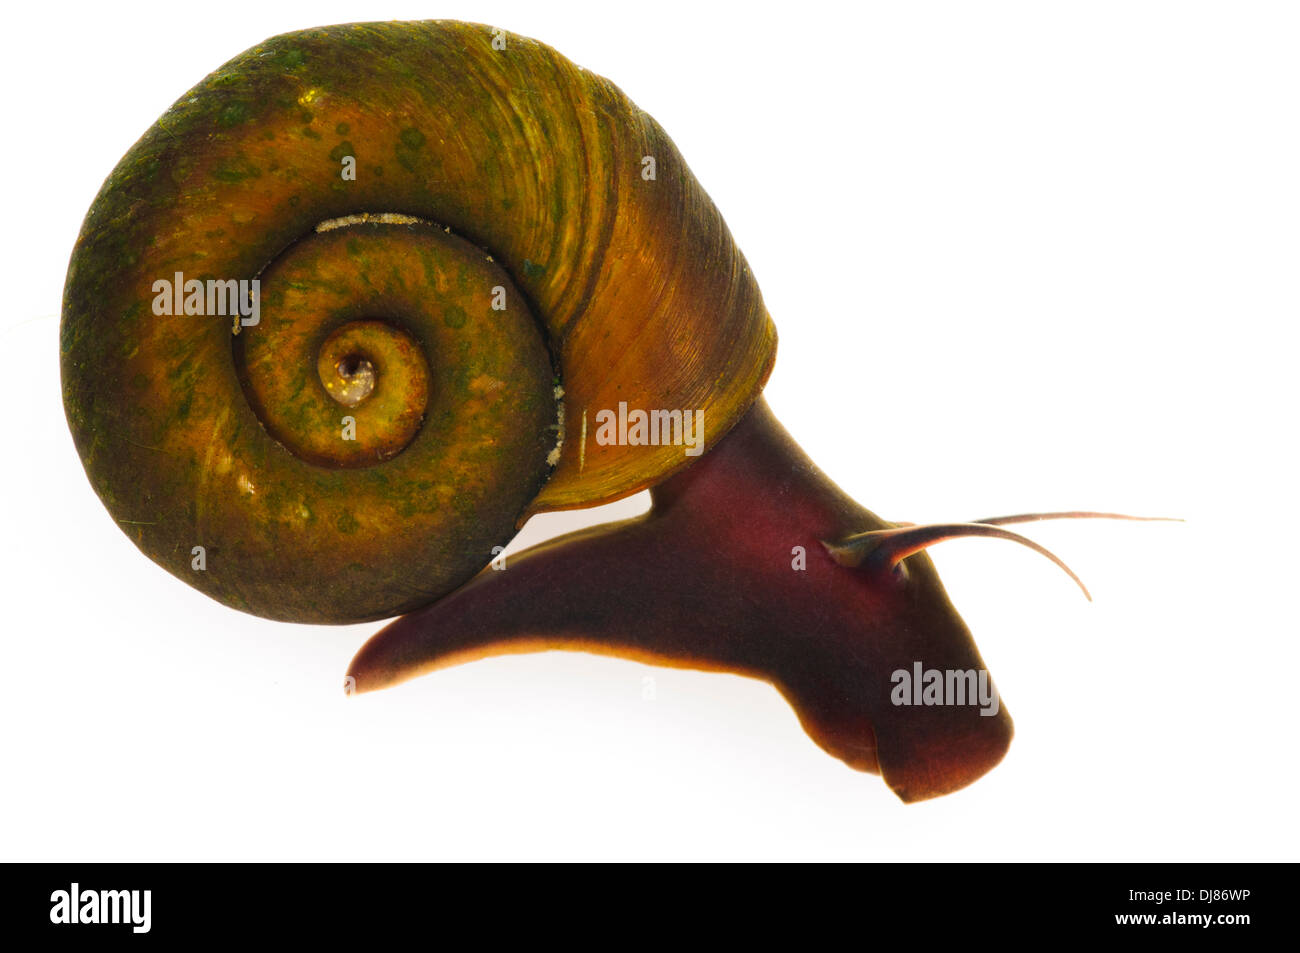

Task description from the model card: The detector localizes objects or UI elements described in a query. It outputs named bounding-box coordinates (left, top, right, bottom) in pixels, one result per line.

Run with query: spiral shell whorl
left=61, top=21, right=775, bottom=622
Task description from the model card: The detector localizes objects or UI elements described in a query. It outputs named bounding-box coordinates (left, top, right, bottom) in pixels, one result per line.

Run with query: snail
left=60, top=20, right=1169, bottom=802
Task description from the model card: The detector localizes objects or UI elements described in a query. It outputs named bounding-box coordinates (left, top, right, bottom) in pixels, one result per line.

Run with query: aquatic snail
left=60, top=20, right=1169, bottom=802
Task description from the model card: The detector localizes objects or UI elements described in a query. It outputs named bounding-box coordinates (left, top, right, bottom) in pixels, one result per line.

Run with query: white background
left=2, top=1, right=1297, bottom=860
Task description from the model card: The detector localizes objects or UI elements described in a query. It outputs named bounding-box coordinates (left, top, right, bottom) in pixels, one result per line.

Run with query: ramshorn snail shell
left=61, top=20, right=774, bottom=623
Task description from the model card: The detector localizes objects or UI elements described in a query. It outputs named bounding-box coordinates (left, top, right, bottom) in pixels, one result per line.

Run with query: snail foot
left=347, top=398, right=1015, bottom=803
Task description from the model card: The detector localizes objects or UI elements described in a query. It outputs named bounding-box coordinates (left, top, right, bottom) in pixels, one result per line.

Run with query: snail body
left=63, top=20, right=1165, bottom=801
